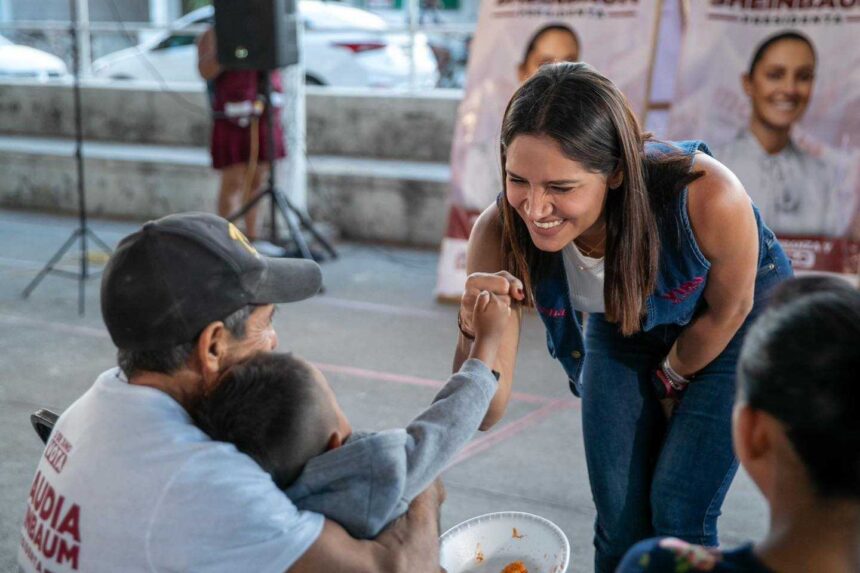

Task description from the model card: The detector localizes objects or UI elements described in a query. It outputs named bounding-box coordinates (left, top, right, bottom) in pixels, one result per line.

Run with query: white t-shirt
left=17, top=368, right=323, bottom=573
left=562, top=242, right=605, bottom=313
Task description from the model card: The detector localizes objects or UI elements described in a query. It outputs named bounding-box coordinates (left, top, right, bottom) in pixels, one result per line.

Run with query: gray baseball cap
left=101, top=212, right=321, bottom=350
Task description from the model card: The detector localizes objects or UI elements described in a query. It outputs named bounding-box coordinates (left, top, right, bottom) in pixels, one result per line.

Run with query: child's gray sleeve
left=399, top=358, right=498, bottom=502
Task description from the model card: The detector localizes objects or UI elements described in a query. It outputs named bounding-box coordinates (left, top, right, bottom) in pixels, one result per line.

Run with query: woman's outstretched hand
left=459, top=271, right=525, bottom=338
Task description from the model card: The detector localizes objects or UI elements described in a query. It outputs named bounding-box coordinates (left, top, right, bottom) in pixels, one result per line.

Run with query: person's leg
left=217, top=164, right=246, bottom=219
left=581, top=315, right=667, bottom=573
left=243, top=162, right=268, bottom=241
left=649, top=328, right=747, bottom=546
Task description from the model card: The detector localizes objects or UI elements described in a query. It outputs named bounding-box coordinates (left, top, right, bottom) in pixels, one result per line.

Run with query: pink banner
left=667, top=0, right=860, bottom=274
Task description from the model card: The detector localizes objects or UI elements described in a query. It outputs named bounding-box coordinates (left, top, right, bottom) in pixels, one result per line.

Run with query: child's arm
left=400, top=292, right=510, bottom=501
left=466, top=294, right=505, bottom=371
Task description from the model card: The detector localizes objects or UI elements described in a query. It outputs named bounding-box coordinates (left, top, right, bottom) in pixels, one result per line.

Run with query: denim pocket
left=754, top=242, right=792, bottom=304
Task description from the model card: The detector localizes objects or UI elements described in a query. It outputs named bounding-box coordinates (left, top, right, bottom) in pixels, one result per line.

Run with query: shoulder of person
left=196, top=27, right=214, bottom=47
left=686, top=153, right=749, bottom=220
left=161, top=451, right=322, bottom=569
left=156, top=442, right=301, bottom=518
left=618, top=537, right=723, bottom=572
left=467, top=202, right=505, bottom=273
left=684, top=152, right=756, bottom=257
left=472, top=202, right=503, bottom=242
left=144, top=442, right=324, bottom=572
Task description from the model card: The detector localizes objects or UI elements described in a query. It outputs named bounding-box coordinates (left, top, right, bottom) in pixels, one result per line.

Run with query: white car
left=0, top=34, right=69, bottom=81
left=92, top=2, right=439, bottom=89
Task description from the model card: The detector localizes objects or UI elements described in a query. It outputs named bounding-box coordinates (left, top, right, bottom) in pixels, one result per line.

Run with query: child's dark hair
left=739, top=278, right=860, bottom=499
left=193, top=352, right=336, bottom=489
left=767, top=274, right=855, bottom=309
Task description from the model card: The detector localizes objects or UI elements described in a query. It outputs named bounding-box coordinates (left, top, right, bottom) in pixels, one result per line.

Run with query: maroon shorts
left=210, top=116, right=286, bottom=170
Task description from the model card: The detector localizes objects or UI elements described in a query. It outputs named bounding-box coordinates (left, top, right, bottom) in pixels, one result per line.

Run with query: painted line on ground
left=0, top=314, right=109, bottom=338
left=315, top=361, right=557, bottom=405
left=0, top=256, right=71, bottom=271
left=310, top=296, right=447, bottom=319
left=446, top=399, right=577, bottom=469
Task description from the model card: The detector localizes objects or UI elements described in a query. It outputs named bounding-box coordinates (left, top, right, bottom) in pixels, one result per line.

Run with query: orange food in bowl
left=501, top=561, right=528, bottom=573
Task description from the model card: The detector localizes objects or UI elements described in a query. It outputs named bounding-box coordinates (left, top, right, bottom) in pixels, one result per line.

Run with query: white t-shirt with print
left=17, top=368, right=323, bottom=573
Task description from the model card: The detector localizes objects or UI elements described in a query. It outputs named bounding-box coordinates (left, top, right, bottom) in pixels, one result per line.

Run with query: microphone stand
left=22, top=0, right=112, bottom=315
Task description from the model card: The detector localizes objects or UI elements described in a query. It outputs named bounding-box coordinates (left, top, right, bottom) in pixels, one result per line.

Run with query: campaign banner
left=435, top=0, right=663, bottom=300
left=667, top=0, right=860, bottom=274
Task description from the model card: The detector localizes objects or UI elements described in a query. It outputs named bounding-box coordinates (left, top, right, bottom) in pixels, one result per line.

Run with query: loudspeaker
left=213, top=0, right=299, bottom=70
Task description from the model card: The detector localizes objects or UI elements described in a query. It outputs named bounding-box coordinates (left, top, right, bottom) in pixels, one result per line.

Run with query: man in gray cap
left=17, top=213, right=443, bottom=573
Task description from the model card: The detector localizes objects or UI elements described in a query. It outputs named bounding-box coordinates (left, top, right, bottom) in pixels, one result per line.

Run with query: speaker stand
left=228, top=72, right=336, bottom=261
left=22, top=0, right=112, bottom=315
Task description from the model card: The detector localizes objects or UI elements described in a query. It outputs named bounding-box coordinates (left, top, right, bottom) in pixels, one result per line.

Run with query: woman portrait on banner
left=197, top=26, right=287, bottom=255
left=453, top=62, right=793, bottom=572
left=459, top=23, right=581, bottom=213
left=714, top=30, right=853, bottom=238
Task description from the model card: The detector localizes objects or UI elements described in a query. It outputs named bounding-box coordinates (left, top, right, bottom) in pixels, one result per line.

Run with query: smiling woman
left=714, top=30, right=849, bottom=237
left=452, top=62, right=794, bottom=573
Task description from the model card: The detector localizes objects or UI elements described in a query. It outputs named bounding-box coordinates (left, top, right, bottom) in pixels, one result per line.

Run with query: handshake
left=457, top=271, right=525, bottom=373
left=458, top=290, right=516, bottom=375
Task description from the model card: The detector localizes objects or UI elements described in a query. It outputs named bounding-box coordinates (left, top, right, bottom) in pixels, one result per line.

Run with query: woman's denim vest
left=533, top=140, right=789, bottom=397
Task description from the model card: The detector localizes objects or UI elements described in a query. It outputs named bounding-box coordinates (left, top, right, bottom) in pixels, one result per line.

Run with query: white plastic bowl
left=440, top=511, right=570, bottom=573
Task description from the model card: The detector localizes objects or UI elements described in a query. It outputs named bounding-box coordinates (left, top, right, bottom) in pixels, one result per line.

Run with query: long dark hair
left=739, top=278, right=860, bottom=499
left=499, top=62, right=702, bottom=335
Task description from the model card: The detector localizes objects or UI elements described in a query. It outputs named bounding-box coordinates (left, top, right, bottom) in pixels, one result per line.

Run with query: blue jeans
left=581, top=313, right=751, bottom=573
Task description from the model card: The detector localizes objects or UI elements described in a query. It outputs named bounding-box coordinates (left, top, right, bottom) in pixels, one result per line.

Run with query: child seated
left=193, top=290, right=510, bottom=538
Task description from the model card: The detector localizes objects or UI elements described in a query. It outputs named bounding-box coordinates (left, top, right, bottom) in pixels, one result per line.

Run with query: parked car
left=92, top=2, right=439, bottom=89
left=0, top=34, right=69, bottom=81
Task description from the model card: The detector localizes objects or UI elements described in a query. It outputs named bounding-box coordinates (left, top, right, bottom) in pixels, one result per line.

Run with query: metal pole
left=20, top=0, right=112, bottom=312
left=0, top=1, right=13, bottom=24
left=76, top=0, right=92, bottom=77
left=149, top=0, right=170, bottom=26
left=407, top=0, right=419, bottom=91
left=260, top=71, right=279, bottom=243
left=280, top=11, right=306, bottom=214
left=71, top=0, right=89, bottom=315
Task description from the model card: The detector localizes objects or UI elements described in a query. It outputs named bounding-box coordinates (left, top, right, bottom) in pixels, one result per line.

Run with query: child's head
left=193, top=352, right=352, bottom=489
left=735, top=277, right=860, bottom=502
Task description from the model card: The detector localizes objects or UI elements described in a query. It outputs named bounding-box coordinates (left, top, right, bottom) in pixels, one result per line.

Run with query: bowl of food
left=440, top=511, right=570, bottom=573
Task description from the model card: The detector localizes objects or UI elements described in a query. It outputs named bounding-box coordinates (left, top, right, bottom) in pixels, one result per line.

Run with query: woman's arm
left=453, top=204, right=525, bottom=430
left=667, top=153, right=759, bottom=378
left=196, top=28, right=222, bottom=81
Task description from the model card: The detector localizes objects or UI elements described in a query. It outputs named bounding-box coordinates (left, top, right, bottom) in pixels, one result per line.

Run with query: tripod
left=22, top=0, right=112, bottom=315
left=228, top=71, right=336, bottom=261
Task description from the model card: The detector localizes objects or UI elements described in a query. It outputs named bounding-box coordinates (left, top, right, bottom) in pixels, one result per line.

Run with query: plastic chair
left=31, top=409, right=59, bottom=445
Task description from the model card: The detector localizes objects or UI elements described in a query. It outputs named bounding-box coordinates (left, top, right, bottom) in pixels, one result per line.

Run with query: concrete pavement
left=0, top=208, right=769, bottom=572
